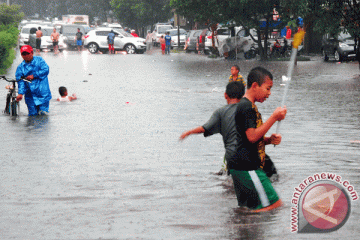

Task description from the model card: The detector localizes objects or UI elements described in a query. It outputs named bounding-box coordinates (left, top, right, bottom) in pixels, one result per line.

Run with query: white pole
left=275, top=48, right=297, bottom=134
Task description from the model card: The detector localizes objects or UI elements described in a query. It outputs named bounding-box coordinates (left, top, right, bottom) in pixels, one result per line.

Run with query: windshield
left=338, top=32, right=352, bottom=41
left=62, top=26, right=84, bottom=34
left=118, top=29, right=133, bottom=37
left=168, top=29, right=187, bottom=36
left=158, top=26, right=173, bottom=34
left=42, top=28, right=54, bottom=36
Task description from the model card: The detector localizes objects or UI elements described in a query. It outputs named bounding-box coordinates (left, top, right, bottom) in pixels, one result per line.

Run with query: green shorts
left=230, top=169, right=279, bottom=210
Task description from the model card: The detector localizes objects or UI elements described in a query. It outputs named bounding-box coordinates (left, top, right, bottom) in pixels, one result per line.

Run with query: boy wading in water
left=231, top=67, right=286, bottom=212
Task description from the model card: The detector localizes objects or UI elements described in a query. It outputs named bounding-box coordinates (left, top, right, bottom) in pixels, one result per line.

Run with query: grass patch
left=171, top=48, right=185, bottom=53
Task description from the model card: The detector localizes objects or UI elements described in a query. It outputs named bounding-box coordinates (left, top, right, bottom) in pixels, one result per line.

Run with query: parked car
left=197, top=29, right=211, bottom=54
left=18, top=24, right=41, bottom=47
left=217, top=27, right=257, bottom=58
left=322, top=31, right=356, bottom=62
left=184, top=30, right=202, bottom=52
left=168, top=28, right=187, bottom=48
left=28, top=27, right=66, bottom=52
left=151, top=23, right=173, bottom=46
left=83, top=27, right=146, bottom=54
left=60, top=25, right=86, bottom=50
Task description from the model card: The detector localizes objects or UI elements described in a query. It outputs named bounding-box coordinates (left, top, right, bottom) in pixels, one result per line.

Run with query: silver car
left=84, top=27, right=146, bottom=54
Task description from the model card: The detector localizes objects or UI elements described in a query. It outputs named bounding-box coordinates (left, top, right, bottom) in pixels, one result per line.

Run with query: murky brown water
left=1, top=49, right=359, bottom=239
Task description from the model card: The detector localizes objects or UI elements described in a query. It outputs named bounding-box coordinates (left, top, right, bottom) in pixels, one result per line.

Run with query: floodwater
left=1, top=48, right=359, bottom=240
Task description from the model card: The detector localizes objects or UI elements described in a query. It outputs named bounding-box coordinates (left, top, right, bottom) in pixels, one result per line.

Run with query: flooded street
left=1, top=48, right=359, bottom=239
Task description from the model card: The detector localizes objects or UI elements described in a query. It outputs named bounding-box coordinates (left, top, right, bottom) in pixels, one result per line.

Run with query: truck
left=62, top=15, right=89, bottom=25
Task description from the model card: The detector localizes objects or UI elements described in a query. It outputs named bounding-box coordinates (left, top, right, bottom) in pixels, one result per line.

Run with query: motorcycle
left=244, top=44, right=258, bottom=59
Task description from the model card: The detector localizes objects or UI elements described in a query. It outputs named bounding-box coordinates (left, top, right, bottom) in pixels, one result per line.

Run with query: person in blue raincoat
left=15, top=45, right=52, bottom=116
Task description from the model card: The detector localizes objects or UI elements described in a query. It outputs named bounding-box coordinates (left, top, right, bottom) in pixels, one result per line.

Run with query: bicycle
left=1, top=75, right=30, bottom=116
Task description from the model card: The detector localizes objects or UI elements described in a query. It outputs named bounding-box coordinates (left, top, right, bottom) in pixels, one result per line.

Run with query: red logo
left=301, top=183, right=349, bottom=230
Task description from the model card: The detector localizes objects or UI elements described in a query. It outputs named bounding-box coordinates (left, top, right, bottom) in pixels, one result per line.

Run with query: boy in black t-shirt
left=232, top=67, right=287, bottom=212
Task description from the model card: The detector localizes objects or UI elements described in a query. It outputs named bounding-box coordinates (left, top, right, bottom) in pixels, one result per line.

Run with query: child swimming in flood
left=57, top=86, right=77, bottom=102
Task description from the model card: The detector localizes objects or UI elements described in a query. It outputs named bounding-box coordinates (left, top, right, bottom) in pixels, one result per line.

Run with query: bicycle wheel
left=10, top=101, right=18, bottom=116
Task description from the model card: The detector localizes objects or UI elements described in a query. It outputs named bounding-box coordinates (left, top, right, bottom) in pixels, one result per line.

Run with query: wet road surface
left=0, top=48, right=359, bottom=239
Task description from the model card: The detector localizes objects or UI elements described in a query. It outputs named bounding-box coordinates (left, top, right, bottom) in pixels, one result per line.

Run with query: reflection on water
left=0, top=50, right=359, bottom=239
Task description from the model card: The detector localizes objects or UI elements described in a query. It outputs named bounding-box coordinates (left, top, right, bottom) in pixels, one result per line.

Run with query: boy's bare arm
left=179, top=126, right=205, bottom=141
left=246, top=107, right=286, bottom=143
left=70, top=93, right=77, bottom=100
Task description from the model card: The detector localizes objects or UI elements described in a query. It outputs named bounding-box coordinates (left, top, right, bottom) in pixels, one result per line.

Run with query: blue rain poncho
left=15, top=56, right=52, bottom=106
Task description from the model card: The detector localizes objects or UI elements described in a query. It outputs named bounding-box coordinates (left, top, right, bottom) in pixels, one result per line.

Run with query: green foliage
left=110, top=0, right=172, bottom=29
left=0, top=4, right=22, bottom=74
left=0, top=3, right=24, bottom=25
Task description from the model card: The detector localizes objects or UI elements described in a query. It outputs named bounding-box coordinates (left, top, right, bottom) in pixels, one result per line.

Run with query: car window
left=29, top=27, right=37, bottom=34
left=96, top=31, right=110, bottom=36
left=168, top=30, right=187, bottom=36
left=157, top=26, right=173, bottom=34
left=21, top=28, right=31, bottom=34
left=338, top=32, right=352, bottom=41
left=217, top=29, right=230, bottom=35
left=194, top=31, right=201, bottom=37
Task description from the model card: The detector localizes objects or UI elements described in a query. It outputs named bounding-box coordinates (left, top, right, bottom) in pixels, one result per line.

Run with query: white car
left=18, top=24, right=42, bottom=47
left=168, top=29, right=187, bottom=48
left=28, top=27, right=67, bottom=52
left=151, top=24, right=173, bottom=46
left=83, top=27, right=146, bottom=54
left=217, top=27, right=257, bottom=56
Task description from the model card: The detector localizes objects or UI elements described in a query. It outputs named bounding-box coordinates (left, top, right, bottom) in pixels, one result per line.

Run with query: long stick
left=275, top=48, right=297, bottom=134
left=276, top=30, right=305, bottom=134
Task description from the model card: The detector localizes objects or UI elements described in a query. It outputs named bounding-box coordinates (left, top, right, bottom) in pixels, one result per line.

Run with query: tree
left=171, top=0, right=289, bottom=60
left=110, top=0, right=172, bottom=34
left=0, top=2, right=24, bottom=25
left=0, top=3, right=24, bottom=74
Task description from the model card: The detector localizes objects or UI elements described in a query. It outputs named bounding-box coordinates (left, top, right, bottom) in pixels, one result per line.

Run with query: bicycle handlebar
left=0, top=75, right=32, bottom=83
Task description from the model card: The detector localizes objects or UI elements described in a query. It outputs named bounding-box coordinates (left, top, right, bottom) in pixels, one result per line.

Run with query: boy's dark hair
left=247, top=67, right=273, bottom=89
left=232, top=65, right=240, bottom=71
left=226, top=81, right=245, bottom=99
left=38, top=27, right=41, bottom=30
left=78, top=28, right=80, bottom=31
left=59, top=86, right=67, bottom=96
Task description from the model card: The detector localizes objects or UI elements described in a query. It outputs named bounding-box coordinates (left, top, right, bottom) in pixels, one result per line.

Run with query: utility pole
left=7, top=0, right=10, bottom=6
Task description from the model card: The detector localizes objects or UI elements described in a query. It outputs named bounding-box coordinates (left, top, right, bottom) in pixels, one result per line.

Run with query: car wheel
left=322, top=50, right=329, bottom=62
left=125, top=44, right=136, bottom=54
left=88, top=43, right=99, bottom=54
left=334, top=50, right=342, bottom=62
